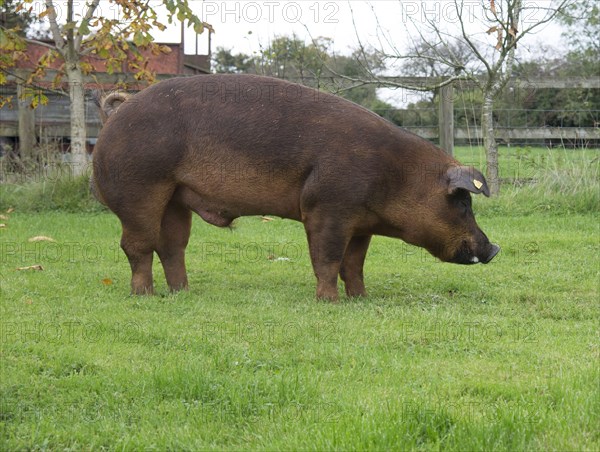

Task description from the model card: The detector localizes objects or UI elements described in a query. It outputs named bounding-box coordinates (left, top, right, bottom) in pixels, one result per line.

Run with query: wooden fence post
left=17, top=82, right=36, bottom=160
left=438, top=83, right=454, bottom=156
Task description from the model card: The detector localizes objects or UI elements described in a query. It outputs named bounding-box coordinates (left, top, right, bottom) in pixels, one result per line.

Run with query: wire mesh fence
left=372, top=107, right=600, bottom=148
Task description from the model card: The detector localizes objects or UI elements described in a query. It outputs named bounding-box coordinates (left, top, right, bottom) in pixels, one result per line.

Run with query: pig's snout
left=482, top=243, right=500, bottom=264
left=449, top=238, right=500, bottom=265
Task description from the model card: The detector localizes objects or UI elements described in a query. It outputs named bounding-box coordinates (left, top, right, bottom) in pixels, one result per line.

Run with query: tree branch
left=74, top=0, right=101, bottom=52
left=44, top=0, right=65, bottom=56
left=455, top=0, right=491, bottom=79
left=329, top=71, right=469, bottom=93
left=23, top=38, right=56, bottom=50
left=511, top=0, right=571, bottom=49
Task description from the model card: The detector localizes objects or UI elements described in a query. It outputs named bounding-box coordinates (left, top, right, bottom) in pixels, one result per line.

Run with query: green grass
left=455, top=146, right=600, bottom=216
left=0, top=146, right=598, bottom=450
left=0, top=162, right=102, bottom=213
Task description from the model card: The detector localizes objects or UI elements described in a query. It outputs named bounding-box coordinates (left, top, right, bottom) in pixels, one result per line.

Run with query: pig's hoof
left=316, top=292, right=340, bottom=303
left=168, top=284, right=189, bottom=293
left=345, top=285, right=368, bottom=298
left=320, top=298, right=340, bottom=304
left=131, top=286, right=155, bottom=296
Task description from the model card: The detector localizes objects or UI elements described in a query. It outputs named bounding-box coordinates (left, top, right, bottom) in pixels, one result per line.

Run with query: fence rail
left=406, top=127, right=600, bottom=142
left=1, top=103, right=599, bottom=146
left=1, top=73, right=599, bottom=151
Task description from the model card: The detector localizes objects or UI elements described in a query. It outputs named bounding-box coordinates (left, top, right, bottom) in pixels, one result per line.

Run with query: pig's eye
left=449, top=193, right=471, bottom=213
left=459, top=199, right=470, bottom=212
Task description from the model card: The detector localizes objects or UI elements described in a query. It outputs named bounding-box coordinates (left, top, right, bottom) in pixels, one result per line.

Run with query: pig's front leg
left=303, top=216, right=353, bottom=302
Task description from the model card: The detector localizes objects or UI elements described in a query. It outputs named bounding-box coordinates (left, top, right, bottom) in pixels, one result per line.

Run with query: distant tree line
left=213, top=11, right=599, bottom=131
left=212, top=35, right=395, bottom=115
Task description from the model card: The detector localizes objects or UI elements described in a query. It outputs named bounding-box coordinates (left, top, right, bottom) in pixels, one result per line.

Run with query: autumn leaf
left=490, top=0, right=497, bottom=15
left=28, top=236, right=57, bottom=243
left=80, top=61, right=94, bottom=75
left=0, top=224, right=6, bottom=228
left=17, top=265, right=44, bottom=271
left=495, top=29, right=503, bottom=51
left=6, top=208, right=14, bottom=214
left=0, top=214, right=8, bottom=220
left=52, top=72, right=64, bottom=89
left=0, top=29, right=8, bottom=48
left=486, top=26, right=498, bottom=35
left=62, top=21, right=77, bottom=32
left=261, top=216, right=274, bottom=222
left=133, top=31, right=145, bottom=47
left=78, top=20, right=91, bottom=36
left=39, top=7, right=54, bottom=19
left=193, top=23, right=204, bottom=35
left=101, top=278, right=113, bottom=285
left=150, top=44, right=161, bottom=56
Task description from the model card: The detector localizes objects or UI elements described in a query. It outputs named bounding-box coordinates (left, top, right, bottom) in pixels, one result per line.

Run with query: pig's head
left=390, top=165, right=500, bottom=265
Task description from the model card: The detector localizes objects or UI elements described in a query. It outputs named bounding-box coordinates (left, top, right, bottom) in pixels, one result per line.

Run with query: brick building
left=0, top=39, right=210, bottom=155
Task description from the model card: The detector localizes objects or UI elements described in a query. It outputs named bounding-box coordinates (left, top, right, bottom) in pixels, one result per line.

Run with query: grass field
left=1, top=146, right=598, bottom=450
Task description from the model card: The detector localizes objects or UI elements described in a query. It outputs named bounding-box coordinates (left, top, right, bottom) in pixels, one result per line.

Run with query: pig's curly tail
left=93, top=90, right=131, bottom=124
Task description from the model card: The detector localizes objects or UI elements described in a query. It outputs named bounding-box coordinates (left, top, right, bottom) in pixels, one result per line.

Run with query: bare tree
left=336, top=0, right=572, bottom=195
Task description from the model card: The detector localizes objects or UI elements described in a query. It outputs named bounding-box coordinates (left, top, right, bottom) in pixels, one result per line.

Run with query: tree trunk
left=482, top=93, right=500, bottom=196
left=66, top=64, right=87, bottom=176
left=438, top=83, right=454, bottom=156
left=17, top=81, right=36, bottom=161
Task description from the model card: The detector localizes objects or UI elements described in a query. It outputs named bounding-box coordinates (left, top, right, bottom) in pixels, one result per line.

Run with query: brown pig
left=92, top=74, right=499, bottom=301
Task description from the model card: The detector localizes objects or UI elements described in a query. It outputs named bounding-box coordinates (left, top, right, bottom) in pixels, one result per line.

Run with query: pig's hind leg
left=340, top=235, right=372, bottom=298
left=156, top=198, right=192, bottom=292
left=116, top=184, right=175, bottom=295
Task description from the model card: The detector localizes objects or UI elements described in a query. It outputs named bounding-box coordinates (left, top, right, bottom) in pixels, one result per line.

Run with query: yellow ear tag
left=473, top=179, right=483, bottom=190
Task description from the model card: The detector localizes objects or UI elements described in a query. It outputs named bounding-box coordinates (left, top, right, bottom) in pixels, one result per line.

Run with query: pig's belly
left=171, top=184, right=303, bottom=226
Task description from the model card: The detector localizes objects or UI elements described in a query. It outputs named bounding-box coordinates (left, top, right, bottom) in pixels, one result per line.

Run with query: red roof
left=10, top=41, right=208, bottom=90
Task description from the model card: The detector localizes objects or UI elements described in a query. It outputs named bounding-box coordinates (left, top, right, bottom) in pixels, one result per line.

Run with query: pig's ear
left=446, top=166, right=490, bottom=197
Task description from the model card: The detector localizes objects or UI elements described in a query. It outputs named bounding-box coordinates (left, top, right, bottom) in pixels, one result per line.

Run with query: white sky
left=32, top=1, right=567, bottom=55
left=30, top=1, right=569, bottom=105
left=170, top=1, right=566, bottom=56
left=166, top=0, right=568, bottom=105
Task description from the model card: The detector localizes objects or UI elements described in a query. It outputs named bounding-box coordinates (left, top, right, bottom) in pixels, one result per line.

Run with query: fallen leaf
left=101, top=278, right=113, bottom=285
left=0, top=214, right=8, bottom=220
left=261, top=216, right=274, bottom=222
left=0, top=224, right=5, bottom=228
left=267, top=255, right=291, bottom=262
left=273, top=257, right=291, bottom=262
left=24, top=299, right=33, bottom=305
left=28, top=236, right=56, bottom=243
left=17, top=264, right=44, bottom=271
left=6, top=207, right=14, bottom=214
